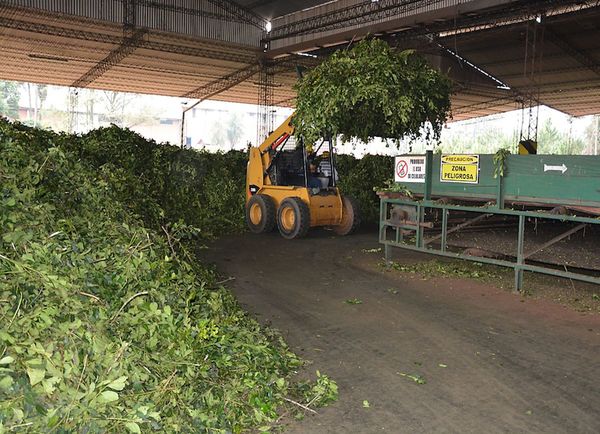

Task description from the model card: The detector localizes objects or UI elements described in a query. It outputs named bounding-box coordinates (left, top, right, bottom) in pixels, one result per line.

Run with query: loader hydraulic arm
left=258, top=113, right=295, bottom=154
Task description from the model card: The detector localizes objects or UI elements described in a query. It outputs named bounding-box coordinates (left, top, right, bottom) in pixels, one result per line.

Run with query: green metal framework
left=379, top=151, right=600, bottom=291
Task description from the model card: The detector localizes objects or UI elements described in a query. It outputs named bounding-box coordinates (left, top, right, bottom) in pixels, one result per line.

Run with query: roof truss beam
left=0, top=14, right=256, bottom=63
left=182, top=63, right=260, bottom=99
left=71, top=27, right=148, bottom=89
left=544, top=26, right=600, bottom=77
left=266, top=0, right=440, bottom=42
left=135, top=0, right=265, bottom=28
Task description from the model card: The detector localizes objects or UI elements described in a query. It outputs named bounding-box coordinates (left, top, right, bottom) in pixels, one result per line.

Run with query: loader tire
left=246, top=194, right=276, bottom=234
left=333, top=196, right=360, bottom=236
left=277, top=197, right=310, bottom=239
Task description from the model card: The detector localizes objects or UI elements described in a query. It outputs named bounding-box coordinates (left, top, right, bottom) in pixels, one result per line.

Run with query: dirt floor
left=205, top=229, right=600, bottom=434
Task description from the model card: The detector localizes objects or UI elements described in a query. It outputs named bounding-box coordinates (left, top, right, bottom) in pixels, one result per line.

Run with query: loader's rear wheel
left=246, top=194, right=276, bottom=234
left=277, top=197, right=310, bottom=239
left=333, top=196, right=360, bottom=236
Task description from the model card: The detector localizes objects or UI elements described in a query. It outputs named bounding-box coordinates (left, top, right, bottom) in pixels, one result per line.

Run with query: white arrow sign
left=544, top=164, right=567, bottom=174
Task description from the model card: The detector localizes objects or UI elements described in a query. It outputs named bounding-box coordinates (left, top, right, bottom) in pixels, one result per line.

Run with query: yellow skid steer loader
left=246, top=114, right=360, bottom=239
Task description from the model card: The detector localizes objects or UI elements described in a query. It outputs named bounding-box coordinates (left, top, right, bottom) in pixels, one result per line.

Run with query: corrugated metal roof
left=0, top=1, right=599, bottom=122
left=438, top=5, right=600, bottom=117
left=234, top=0, right=334, bottom=20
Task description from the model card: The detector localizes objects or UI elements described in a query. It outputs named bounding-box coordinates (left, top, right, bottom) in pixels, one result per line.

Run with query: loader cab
left=266, top=134, right=338, bottom=194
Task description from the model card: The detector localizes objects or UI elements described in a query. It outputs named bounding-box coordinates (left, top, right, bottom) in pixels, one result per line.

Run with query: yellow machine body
left=246, top=114, right=344, bottom=228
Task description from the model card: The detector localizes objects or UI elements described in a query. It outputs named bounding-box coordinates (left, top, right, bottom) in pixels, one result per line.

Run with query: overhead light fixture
left=497, top=85, right=511, bottom=90
left=535, top=15, right=542, bottom=23
left=265, top=21, right=272, bottom=33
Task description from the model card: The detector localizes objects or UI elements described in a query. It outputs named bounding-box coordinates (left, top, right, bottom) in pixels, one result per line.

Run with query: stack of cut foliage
left=60, top=126, right=248, bottom=237
left=294, top=38, right=452, bottom=145
left=0, top=120, right=336, bottom=432
left=335, top=154, right=394, bottom=224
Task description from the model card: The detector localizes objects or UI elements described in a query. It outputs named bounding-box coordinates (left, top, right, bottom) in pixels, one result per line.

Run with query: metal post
left=515, top=214, right=525, bottom=292
left=496, top=173, right=505, bottom=209
left=415, top=205, right=423, bottom=248
left=385, top=243, right=392, bottom=261
left=383, top=199, right=392, bottom=262
left=424, top=150, right=433, bottom=202
left=180, top=109, right=187, bottom=148
left=441, top=208, right=448, bottom=252
left=379, top=199, right=385, bottom=242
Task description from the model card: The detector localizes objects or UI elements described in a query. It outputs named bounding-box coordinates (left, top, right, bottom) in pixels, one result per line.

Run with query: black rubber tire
left=246, top=194, right=276, bottom=234
left=277, top=197, right=311, bottom=239
left=333, top=196, right=361, bottom=236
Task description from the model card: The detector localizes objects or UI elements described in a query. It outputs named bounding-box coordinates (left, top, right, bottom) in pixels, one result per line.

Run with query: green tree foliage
left=0, top=119, right=337, bottom=432
left=0, top=81, right=20, bottom=119
left=225, top=113, right=243, bottom=150
left=537, top=119, right=585, bottom=155
left=439, top=128, right=516, bottom=154
left=583, top=115, right=599, bottom=155
left=294, top=39, right=452, bottom=146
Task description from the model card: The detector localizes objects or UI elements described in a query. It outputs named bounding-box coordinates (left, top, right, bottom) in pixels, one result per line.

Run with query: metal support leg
left=441, top=209, right=448, bottom=252
left=379, top=200, right=386, bottom=242
left=496, top=175, right=505, bottom=209
left=515, top=215, right=525, bottom=292
left=415, top=205, right=423, bottom=248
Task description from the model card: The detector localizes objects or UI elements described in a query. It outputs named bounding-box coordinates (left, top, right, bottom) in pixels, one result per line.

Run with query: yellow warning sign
left=440, top=154, right=480, bottom=184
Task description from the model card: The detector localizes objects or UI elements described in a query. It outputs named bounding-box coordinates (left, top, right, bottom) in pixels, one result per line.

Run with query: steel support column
left=257, top=59, right=275, bottom=144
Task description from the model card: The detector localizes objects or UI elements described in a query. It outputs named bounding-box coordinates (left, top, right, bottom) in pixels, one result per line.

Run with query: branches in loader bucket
left=293, top=38, right=452, bottom=146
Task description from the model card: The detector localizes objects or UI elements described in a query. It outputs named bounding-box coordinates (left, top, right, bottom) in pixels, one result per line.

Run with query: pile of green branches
left=294, top=38, right=452, bottom=146
left=60, top=126, right=248, bottom=237
left=336, top=154, right=394, bottom=224
left=0, top=120, right=336, bottom=432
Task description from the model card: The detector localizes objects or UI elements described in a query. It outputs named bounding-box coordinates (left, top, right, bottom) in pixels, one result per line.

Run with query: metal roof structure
left=0, top=0, right=598, bottom=123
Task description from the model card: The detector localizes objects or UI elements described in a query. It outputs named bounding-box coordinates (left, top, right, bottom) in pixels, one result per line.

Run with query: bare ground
left=204, top=229, right=600, bottom=434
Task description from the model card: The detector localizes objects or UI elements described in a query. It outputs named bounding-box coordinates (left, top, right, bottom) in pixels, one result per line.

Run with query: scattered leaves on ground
left=382, top=259, right=500, bottom=281
left=362, top=248, right=382, bottom=253
left=345, top=298, right=363, bottom=305
left=398, top=372, right=427, bottom=385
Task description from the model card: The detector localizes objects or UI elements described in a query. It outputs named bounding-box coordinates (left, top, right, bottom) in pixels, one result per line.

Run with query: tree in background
left=210, top=119, right=226, bottom=147
left=103, top=90, right=133, bottom=126
left=67, top=88, right=79, bottom=132
left=225, top=112, right=243, bottom=150
left=0, top=81, right=20, bottom=119
left=84, top=89, right=97, bottom=129
left=537, top=118, right=585, bottom=155
left=36, top=84, right=48, bottom=126
left=583, top=115, right=599, bottom=155
left=23, top=83, right=48, bottom=126
left=439, top=127, right=516, bottom=154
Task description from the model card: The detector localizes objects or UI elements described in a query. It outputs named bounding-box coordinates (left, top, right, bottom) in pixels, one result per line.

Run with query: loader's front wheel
left=246, top=194, right=276, bottom=234
left=333, top=196, right=360, bottom=236
left=277, top=197, right=310, bottom=239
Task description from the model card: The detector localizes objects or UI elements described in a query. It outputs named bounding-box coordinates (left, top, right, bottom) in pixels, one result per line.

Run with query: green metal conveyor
left=379, top=152, right=600, bottom=290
